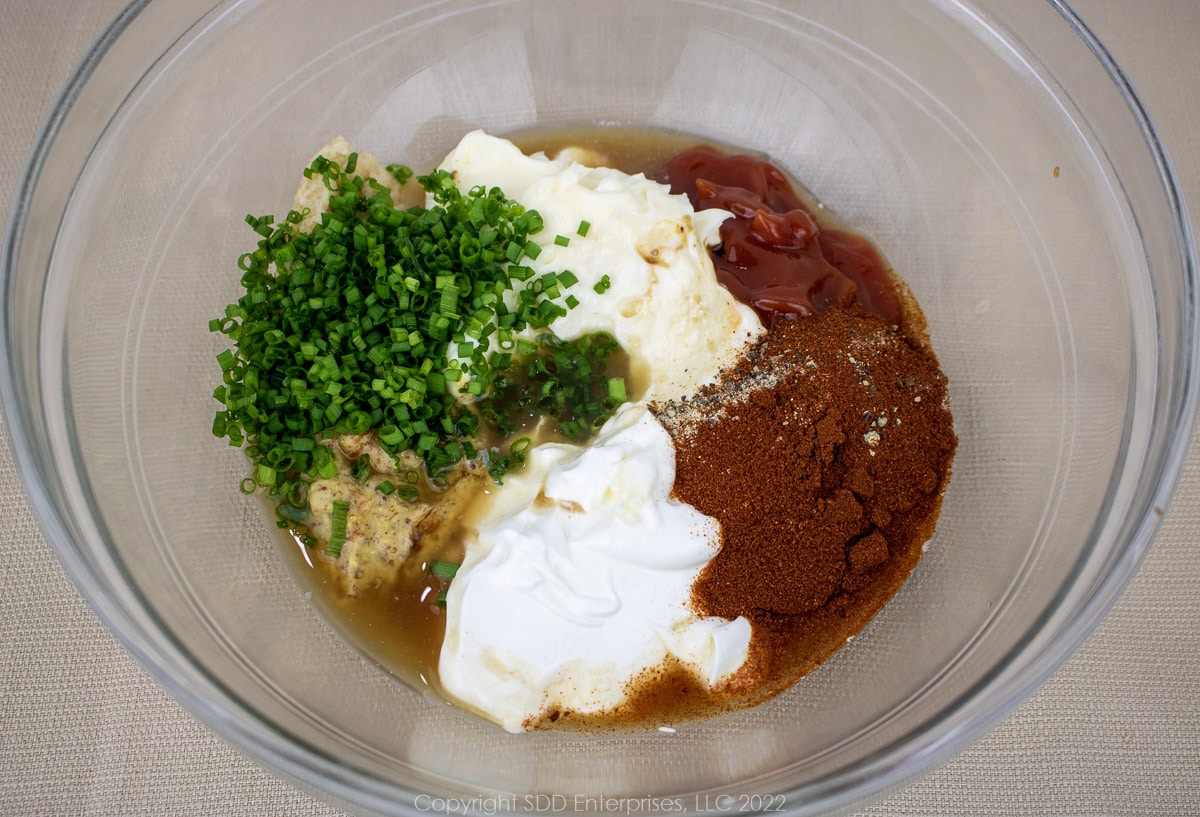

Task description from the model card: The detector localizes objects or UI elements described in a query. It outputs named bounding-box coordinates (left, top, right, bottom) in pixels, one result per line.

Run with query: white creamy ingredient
left=439, top=403, right=752, bottom=732
left=439, top=130, right=762, bottom=402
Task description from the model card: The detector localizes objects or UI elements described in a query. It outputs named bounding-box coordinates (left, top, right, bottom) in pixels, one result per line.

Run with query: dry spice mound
left=653, top=307, right=956, bottom=697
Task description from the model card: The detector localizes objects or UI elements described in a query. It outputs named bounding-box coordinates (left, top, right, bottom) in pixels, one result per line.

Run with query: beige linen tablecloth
left=2, top=2, right=1198, bottom=815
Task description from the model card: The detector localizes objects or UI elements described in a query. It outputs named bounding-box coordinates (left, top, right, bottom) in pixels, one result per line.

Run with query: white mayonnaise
left=439, top=130, right=761, bottom=402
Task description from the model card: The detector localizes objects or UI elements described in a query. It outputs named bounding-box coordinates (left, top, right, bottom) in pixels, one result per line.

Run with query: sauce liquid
left=661, top=146, right=904, bottom=329
left=280, top=471, right=487, bottom=697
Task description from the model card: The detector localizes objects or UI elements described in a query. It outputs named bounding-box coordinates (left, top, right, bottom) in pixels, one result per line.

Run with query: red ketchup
left=662, top=146, right=903, bottom=328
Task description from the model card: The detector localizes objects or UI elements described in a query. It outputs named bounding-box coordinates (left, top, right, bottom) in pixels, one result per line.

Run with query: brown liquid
left=278, top=467, right=495, bottom=697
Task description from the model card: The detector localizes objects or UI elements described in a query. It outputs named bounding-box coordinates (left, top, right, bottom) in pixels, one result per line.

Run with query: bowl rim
left=3, top=0, right=1197, bottom=814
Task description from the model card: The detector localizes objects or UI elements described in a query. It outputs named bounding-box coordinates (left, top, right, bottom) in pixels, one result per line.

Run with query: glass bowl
left=3, top=1, right=1195, bottom=815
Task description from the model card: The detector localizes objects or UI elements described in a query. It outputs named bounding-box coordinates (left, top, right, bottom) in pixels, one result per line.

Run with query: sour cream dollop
left=439, top=404, right=752, bottom=731
left=435, top=133, right=763, bottom=730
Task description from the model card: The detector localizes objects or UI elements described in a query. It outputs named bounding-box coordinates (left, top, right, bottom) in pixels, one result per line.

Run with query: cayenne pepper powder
left=652, top=307, right=956, bottom=695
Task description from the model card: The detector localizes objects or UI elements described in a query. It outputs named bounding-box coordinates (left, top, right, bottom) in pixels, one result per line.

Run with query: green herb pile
left=476, top=332, right=627, bottom=440
left=210, top=152, right=626, bottom=519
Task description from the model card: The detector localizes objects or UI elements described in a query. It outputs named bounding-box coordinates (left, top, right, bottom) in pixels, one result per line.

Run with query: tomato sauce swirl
left=663, top=147, right=903, bottom=329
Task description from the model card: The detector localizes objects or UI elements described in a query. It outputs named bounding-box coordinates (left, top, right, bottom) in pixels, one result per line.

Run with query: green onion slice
left=429, top=560, right=460, bottom=579
left=325, top=500, right=349, bottom=557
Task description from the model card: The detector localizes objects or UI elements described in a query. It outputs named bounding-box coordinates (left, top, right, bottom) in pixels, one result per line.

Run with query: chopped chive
left=593, top=274, right=611, bottom=294
left=212, top=152, right=628, bottom=507
left=350, top=456, right=372, bottom=482
left=276, top=502, right=308, bottom=524
left=325, top=500, right=349, bottom=557
left=577, top=220, right=590, bottom=237
left=386, top=163, right=413, bottom=185
left=254, top=463, right=277, bottom=487
left=554, top=235, right=570, bottom=247
left=429, top=559, right=460, bottom=579
left=473, top=333, right=627, bottom=446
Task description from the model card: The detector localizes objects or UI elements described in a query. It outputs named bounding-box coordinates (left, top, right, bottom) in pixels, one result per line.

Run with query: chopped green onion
left=593, top=274, right=611, bottom=294
left=429, top=559, right=460, bottom=579
left=554, top=235, right=570, bottom=247
left=386, top=163, right=413, bottom=185
left=473, top=333, right=629, bottom=447
left=577, top=220, right=590, bottom=237
left=276, top=502, right=308, bottom=524
left=350, top=456, right=372, bottom=482
left=212, top=151, right=617, bottom=508
left=325, top=500, right=349, bottom=557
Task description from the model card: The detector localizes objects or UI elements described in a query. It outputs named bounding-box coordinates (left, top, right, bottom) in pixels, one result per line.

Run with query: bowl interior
left=8, top=0, right=1191, bottom=813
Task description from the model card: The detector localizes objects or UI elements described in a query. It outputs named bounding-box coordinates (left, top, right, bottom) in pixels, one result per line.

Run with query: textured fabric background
left=2, top=1, right=1198, bottom=815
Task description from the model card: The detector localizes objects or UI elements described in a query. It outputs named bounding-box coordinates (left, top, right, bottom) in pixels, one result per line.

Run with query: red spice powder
left=652, top=307, right=956, bottom=695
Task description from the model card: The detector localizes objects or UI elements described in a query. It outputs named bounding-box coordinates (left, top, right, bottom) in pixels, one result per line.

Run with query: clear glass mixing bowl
left=3, top=1, right=1196, bottom=815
